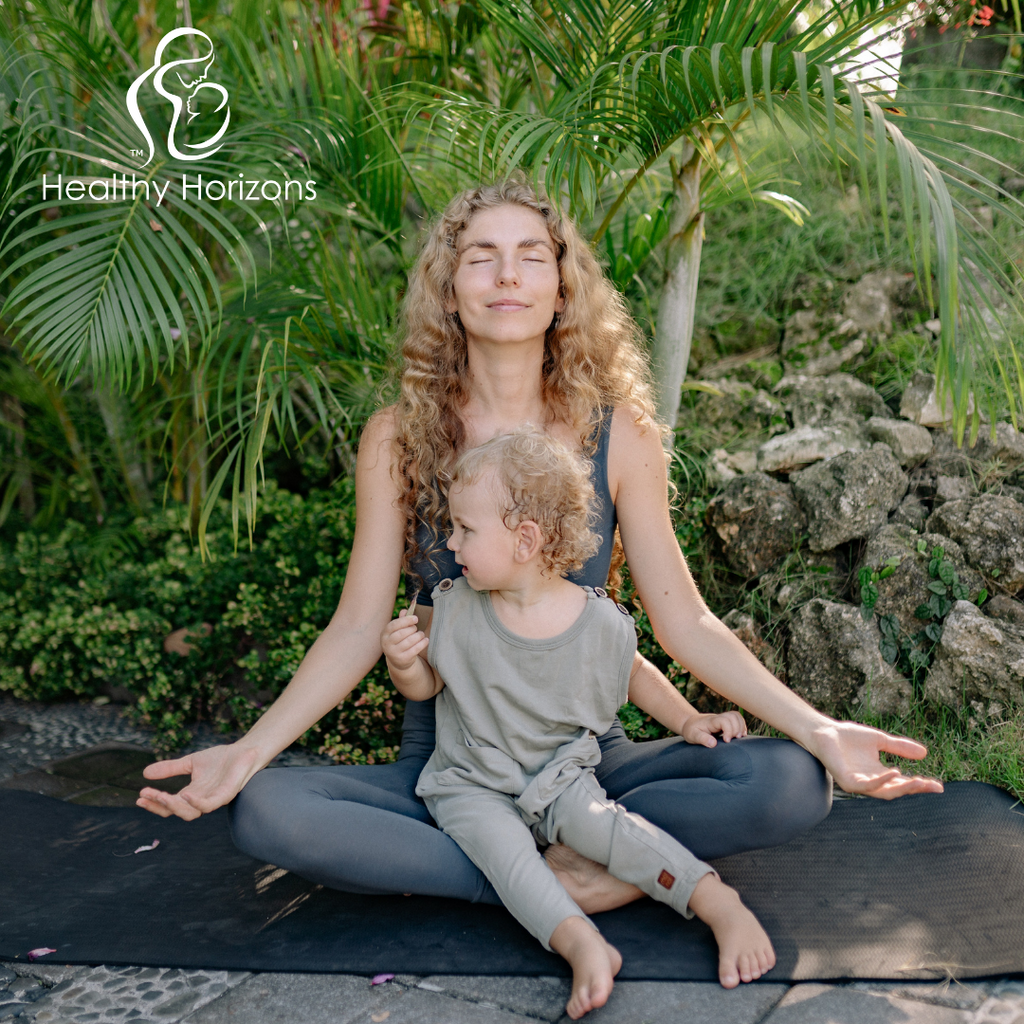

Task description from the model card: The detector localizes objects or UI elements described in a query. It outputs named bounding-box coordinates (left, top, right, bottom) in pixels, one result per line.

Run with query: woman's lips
left=488, top=301, right=527, bottom=311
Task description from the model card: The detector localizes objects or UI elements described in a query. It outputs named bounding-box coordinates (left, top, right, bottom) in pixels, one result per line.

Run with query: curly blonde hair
left=393, top=175, right=658, bottom=578
left=452, top=428, right=599, bottom=578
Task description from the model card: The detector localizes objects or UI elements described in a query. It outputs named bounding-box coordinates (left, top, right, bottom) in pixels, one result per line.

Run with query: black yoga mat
left=1, top=782, right=1022, bottom=981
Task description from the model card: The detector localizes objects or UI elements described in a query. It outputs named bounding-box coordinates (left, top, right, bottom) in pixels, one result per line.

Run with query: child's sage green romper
left=415, top=576, right=716, bottom=950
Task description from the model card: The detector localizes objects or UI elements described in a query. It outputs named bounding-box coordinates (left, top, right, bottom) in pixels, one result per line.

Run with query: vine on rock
left=860, top=541, right=988, bottom=694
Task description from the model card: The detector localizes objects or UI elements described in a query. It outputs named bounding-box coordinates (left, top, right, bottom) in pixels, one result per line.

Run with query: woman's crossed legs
left=228, top=733, right=832, bottom=902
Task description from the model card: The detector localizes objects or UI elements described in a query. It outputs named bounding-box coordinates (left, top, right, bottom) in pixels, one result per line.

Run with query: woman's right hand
left=137, top=742, right=265, bottom=821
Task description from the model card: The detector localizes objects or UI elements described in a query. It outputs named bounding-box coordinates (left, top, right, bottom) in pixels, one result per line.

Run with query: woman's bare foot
left=686, top=873, right=776, bottom=988
left=549, top=916, right=623, bottom=1020
left=544, top=843, right=644, bottom=914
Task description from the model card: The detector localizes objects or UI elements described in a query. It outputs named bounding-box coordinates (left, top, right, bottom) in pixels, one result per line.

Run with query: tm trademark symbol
left=130, top=149, right=144, bottom=157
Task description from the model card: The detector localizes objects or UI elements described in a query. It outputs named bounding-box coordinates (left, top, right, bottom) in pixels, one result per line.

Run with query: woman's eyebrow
left=460, top=237, right=553, bottom=253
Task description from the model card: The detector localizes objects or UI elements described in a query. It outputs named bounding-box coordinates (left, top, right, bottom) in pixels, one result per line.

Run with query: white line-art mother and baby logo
left=126, top=27, right=230, bottom=166
left=44, top=27, right=315, bottom=205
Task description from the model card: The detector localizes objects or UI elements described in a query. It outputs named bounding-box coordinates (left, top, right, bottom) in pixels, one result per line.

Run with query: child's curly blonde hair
left=451, top=428, right=599, bottom=578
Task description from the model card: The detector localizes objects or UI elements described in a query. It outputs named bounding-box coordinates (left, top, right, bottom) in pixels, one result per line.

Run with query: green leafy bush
left=0, top=479, right=406, bottom=759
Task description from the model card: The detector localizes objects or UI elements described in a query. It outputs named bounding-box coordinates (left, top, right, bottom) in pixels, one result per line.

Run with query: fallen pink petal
left=134, top=840, right=160, bottom=854
left=370, top=973, right=394, bottom=987
left=27, top=948, right=56, bottom=962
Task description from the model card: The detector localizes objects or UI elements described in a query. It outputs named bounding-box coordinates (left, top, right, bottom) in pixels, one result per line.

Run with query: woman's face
left=449, top=204, right=565, bottom=349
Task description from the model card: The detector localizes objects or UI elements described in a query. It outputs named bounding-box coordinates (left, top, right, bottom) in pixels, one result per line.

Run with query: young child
left=381, top=428, right=775, bottom=1020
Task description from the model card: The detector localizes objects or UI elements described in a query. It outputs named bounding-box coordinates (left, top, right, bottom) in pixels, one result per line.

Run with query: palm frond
left=194, top=228, right=401, bottom=553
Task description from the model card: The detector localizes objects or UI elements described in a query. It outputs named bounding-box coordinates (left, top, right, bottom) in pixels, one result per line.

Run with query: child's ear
left=513, top=520, right=543, bottom=563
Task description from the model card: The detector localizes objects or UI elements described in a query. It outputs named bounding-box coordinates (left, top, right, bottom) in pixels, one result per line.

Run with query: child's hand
left=681, top=711, right=747, bottom=748
left=381, top=607, right=428, bottom=671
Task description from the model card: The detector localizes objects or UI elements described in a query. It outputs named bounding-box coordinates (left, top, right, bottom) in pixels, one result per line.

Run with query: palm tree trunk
left=653, top=145, right=704, bottom=429
left=93, top=383, right=150, bottom=510
left=187, top=367, right=208, bottom=534
left=135, top=0, right=161, bottom=69
left=39, top=379, right=106, bottom=518
left=1, top=394, right=36, bottom=519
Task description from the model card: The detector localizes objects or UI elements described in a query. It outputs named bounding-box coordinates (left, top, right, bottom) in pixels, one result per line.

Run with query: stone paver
left=0, top=700, right=155, bottom=781
left=852, top=979, right=995, bottom=1011
left=973, top=981, right=1024, bottom=1024
left=2, top=965, right=1021, bottom=1024
left=566, top=980, right=788, bottom=1024
left=8, top=963, right=85, bottom=987
left=27, top=966, right=250, bottom=1023
left=759, top=983, right=976, bottom=1024
left=414, top=975, right=570, bottom=1021
left=182, top=973, right=545, bottom=1024
left=0, top=972, right=49, bottom=1022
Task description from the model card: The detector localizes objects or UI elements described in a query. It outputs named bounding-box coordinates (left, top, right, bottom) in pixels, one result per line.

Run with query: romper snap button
left=438, top=578, right=454, bottom=592
left=616, top=603, right=631, bottom=616
left=593, top=586, right=608, bottom=599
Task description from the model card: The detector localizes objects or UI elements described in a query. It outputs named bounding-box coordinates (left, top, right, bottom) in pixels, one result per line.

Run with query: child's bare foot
left=549, top=915, right=622, bottom=1020
left=544, top=843, right=644, bottom=914
left=686, top=873, right=775, bottom=988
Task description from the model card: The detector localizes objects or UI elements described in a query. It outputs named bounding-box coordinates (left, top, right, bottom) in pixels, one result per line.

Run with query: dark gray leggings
left=228, top=724, right=832, bottom=904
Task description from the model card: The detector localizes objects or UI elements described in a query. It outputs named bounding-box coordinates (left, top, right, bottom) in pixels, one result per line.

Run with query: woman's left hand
left=680, top=711, right=747, bottom=748
left=807, top=720, right=944, bottom=799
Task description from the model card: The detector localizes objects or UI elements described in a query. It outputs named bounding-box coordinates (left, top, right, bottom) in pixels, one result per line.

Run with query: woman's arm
left=607, top=406, right=943, bottom=800
left=138, top=408, right=410, bottom=820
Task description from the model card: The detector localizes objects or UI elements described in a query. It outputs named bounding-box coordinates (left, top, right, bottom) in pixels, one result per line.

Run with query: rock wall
left=693, top=279, right=1024, bottom=717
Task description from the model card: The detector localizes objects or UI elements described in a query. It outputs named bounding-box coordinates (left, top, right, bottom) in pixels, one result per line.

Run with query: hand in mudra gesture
left=809, top=720, right=943, bottom=799
left=137, top=743, right=264, bottom=820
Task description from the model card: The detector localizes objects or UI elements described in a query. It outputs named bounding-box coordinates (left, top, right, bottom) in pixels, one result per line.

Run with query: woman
left=139, top=179, right=942, bottom=914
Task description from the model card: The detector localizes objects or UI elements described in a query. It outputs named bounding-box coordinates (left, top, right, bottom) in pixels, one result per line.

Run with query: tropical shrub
left=0, top=478, right=405, bottom=757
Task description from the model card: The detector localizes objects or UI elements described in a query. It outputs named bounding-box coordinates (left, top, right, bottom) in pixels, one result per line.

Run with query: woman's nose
left=495, top=258, right=519, bottom=286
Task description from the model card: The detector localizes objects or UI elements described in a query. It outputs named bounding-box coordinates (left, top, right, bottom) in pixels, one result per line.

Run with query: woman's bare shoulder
left=608, top=404, right=664, bottom=451
left=363, top=404, right=400, bottom=441
left=606, top=404, right=667, bottom=498
left=358, top=405, right=401, bottom=470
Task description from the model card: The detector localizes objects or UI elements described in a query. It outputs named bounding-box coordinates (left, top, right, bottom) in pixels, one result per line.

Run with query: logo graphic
left=126, top=27, right=230, bottom=167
